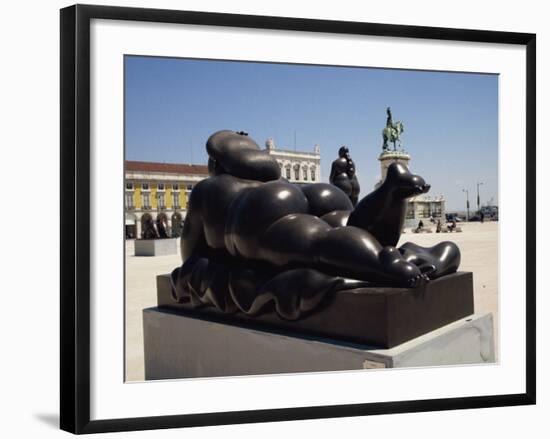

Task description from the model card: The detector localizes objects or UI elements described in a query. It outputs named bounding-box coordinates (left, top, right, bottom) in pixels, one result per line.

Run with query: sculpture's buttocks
left=225, top=181, right=309, bottom=259
left=192, top=175, right=261, bottom=251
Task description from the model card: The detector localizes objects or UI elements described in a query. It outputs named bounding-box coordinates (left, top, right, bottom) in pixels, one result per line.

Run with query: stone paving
left=125, top=221, right=499, bottom=381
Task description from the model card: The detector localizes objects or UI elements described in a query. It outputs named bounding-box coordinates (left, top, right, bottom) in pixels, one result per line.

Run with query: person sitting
left=415, top=220, right=425, bottom=232
left=447, top=219, right=457, bottom=232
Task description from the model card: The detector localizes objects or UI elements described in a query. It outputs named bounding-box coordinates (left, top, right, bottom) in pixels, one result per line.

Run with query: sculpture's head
left=338, top=146, right=349, bottom=158
left=386, top=162, right=431, bottom=198
left=206, top=130, right=281, bottom=182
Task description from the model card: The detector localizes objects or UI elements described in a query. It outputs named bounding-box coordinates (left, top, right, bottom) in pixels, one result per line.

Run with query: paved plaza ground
left=125, top=221, right=499, bottom=382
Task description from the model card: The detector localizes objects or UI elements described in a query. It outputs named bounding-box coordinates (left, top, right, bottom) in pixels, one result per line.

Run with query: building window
left=172, top=184, right=179, bottom=191
left=186, top=184, right=193, bottom=191
left=141, top=192, right=151, bottom=209
left=157, top=192, right=165, bottom=209
left=405, top=203, right=415, bottom=219
left=142, top=182, right=150, bottom=191
left=310, top=167, right=316, bottom=181
left=285, top=165, right=291, bottom=179
left=157, top=183, right=165, bottom=191
left=125, top=192, right=134, bottom=209
left=172, top=192, right=180, bottom=209
left=303, top=167, right=308, bottom=181
left=431, top=203, right=442, bottom=217
left=126, top=182, right=133, bottom=190
left=419, top=204, right=431, bottom=218
left=294, top=165, right=300, bottom=180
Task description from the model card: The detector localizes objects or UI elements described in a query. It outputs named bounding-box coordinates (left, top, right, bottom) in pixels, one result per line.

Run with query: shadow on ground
left=34, top=413, right=59, bottom=429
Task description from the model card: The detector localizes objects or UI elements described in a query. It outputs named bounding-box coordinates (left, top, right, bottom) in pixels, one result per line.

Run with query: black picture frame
left=60, top=4, right=536, bottom=434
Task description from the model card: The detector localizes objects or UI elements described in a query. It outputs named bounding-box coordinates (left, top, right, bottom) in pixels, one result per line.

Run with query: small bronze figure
left=141, top=215, right=159, bottom=239
left=329, top=146, right=361, bottom=206
left=156, top=214, right=169, bottom=238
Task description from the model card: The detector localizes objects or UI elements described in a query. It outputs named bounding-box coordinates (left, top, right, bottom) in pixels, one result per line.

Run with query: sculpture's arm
left=180, top=187, right=207, bottom=262
left=206, top=131, right=280, bottom=182
left=329, top=162, right=337, bottom=182
left=346, top=157, right=356, bottom=178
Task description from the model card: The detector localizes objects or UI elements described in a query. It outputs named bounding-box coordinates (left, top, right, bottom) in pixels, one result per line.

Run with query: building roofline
left=268, top=148, right=319, bottom=156
left=125, top=160, right=209, bottom=175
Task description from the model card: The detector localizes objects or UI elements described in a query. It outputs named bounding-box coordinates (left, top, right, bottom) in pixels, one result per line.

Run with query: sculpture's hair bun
left=206, top=130, right=281, bottom=182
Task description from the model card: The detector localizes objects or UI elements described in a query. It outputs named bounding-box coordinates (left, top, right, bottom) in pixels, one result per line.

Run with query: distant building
left=405, top=194, right=446, bottom=225
left=125, top=139, right=321, bottom=238
left=377, top=150, right=446, bottom=228
left=124, top=161, right=209, bottom=239
left=265, top=138, right=321, bottom=184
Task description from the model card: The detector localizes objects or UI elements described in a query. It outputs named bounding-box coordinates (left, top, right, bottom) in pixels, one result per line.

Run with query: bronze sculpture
left=140, top=213, right=170, bottom=239
left=156, top=214, right=169, bottom=238
left=170, top=130, right=461, bottom=320
left=141, top=214, right=160, bottom=239
left=329, top=146, right=361, bottom=206
left=382, top=107, right=404, bottom=151
left=347, top=162, right=427, bottom=247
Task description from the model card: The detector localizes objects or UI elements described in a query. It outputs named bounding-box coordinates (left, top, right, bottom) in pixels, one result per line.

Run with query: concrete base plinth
left=143, top=308, right=495, bottom=380
left=134, top=238, right=177, bottom=256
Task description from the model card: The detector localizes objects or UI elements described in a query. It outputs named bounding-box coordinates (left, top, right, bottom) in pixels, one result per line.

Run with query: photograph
left=57, top=3, right=536, bottom=433
left=1, top=0, right=544, bottom=436
left=123, top=56, right=499, bottom=382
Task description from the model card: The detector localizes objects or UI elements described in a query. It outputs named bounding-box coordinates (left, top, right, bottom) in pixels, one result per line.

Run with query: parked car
left=446, top=213, right=465, bottom=222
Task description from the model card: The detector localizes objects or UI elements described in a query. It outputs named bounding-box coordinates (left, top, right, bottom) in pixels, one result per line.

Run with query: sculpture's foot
left=418, top=263, right=437, bottom=277
left=399, top=241, right=461, bottom=279
left=378, top=247, right=429, bottom=288
left=405, top=271, right=430, bottom=288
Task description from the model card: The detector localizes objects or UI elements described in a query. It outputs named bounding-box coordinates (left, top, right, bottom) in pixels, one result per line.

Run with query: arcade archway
left=171, top=212, right=183, bottom=238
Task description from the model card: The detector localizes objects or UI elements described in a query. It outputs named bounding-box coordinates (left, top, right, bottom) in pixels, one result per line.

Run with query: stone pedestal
left=134, top=238, right=177, bottom=256
left=377, top=150, right=411, bottom=185
left=157, top=272, right=474, bottom=348
left=143, top=309, right=495, bottom=380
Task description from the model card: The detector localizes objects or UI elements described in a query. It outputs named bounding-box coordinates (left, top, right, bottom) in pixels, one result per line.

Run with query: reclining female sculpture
left=171, top=130, right=460, bottom=320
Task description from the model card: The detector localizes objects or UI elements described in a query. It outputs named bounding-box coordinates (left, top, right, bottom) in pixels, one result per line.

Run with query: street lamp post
left=462, top=189, right=470, bottom=222
left=476, top=181, right=484, bottom=211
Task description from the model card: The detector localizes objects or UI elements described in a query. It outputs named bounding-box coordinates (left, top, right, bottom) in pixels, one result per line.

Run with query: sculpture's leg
left=399, top=241, right=461, bottom=279
left=259, top=215, right=426, bottom=287
left=317, top=226, right=427, bottom=287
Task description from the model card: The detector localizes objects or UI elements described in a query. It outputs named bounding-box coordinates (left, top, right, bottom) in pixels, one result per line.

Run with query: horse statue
left=382, top=107, right=405, bottom=151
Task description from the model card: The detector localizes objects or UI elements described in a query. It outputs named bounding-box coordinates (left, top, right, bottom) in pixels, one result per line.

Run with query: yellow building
left=125, top=161, right=209, bottom=239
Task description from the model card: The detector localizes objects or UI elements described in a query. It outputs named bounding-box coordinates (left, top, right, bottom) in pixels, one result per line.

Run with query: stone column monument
left=378, top=107, right=411, bottom=184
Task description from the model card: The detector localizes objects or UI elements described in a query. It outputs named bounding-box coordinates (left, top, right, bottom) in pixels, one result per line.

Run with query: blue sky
left=125, top=56, right=498, bottom=211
